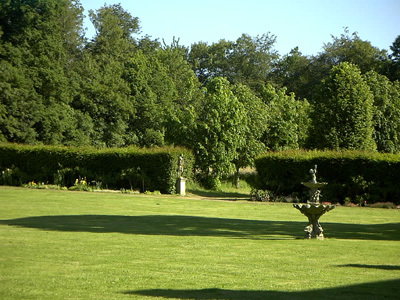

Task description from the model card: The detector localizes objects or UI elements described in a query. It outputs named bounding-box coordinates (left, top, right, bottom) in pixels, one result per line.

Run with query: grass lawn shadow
left=124, top=278, right=400, bottom=300
left=186, top=188, right=250, bottom=200
left=1, top=215, right=399, bottom=241
left=337, top=264, right=400, bottom=270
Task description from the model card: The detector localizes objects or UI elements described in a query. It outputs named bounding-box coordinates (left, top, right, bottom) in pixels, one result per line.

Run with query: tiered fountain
left=293, top=165, right=335, bottom=239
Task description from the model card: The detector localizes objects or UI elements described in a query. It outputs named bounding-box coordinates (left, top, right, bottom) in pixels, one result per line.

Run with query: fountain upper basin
left=301, top=182, right=328, bottom=189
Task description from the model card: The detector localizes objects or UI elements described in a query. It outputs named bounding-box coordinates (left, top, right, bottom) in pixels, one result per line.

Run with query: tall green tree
left=387, top=35, right=400, bottom=81
left=231, top=84, right=268, bottom=187
left=188, top=33, right=278, bottom=92
left=193, top=77, right=246, bottom=189
left=273, top=47, right=311, bottom=99
left=123, top=50, right=176, bottom=147
left=0, top=58, right=40, bottom=143
left=311, top=62, right=376, bottom=151
left=156, top=40, right=203, bottom=146
left=364, top=71, right=400, bottom=153
left=87, top=3, right=139, bottom=57
left=188, top=39, right=234, bottom=83
left=291, top=29, right=391, bottom=102
left=73, top=52, right=132, bottom=147
left=259, top=85, right=311, bottom=151
left=0, top=0, right=87, bottom=145
left=230, top=33, right=279, bottom=89
left=321, top=29, right=388, bottom=74
left=77, top=3, right=139, bottom=147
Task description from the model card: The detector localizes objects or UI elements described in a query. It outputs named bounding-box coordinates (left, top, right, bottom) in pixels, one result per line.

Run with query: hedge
left=254, top=150, right=400, bottom=204
left=0, top=143, right=194, bottom=194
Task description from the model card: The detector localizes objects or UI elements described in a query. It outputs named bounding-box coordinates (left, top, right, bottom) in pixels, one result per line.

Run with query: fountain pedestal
left=293, top=203, right=335, bottom=239
left=293, top=165, right=335, bottom=240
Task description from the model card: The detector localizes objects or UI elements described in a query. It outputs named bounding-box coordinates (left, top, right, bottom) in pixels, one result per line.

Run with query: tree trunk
left=234, top=167, right=240, bottom=189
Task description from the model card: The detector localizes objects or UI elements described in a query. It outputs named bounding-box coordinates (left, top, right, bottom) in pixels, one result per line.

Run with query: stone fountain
left=293, top=165, right=335, bottom=239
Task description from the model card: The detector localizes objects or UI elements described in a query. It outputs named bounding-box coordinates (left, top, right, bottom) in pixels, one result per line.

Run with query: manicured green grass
left=1, top=186, right=399, bottom=299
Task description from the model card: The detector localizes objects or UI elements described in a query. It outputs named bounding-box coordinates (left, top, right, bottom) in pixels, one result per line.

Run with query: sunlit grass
left=1, top=186, right=399, bottom=299
left=186, top=174, right=253, bottom=199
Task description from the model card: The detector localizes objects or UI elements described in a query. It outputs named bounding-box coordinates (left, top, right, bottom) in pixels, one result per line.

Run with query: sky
left=79, top=0, right=400, bottom=56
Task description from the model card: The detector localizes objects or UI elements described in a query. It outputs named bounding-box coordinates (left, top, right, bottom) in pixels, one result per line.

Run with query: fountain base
left=293, top=203, right=335, bottom=239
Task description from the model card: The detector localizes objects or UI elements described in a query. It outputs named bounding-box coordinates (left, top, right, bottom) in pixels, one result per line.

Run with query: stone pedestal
left=177, top=177, right=186, bottom=196
left=293, top=203, right=335, bottom=239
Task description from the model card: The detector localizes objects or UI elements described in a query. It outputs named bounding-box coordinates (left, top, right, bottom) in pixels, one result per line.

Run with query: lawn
left=1, top=186, right=399, bottom=300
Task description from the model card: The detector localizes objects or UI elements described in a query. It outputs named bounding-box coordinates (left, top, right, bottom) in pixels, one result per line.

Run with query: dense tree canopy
left=364, top=71, right=400, bottom=153
left=1, top=1, right=399, bottom=189
left=193, top=77, right=246, bottom=189
left=311, top=62, right=376, bottom=151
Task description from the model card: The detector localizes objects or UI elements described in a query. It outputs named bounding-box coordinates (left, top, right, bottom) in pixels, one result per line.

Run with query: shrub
left=1, top=167, right=23, bottom=186
left=250, top=189, right=272, bottom=202
left=368, top=202, right=397, bottom=209
left=69, top=178, right=91, bottom=192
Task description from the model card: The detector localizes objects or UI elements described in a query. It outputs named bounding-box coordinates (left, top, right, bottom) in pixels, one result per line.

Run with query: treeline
left=1, top=1, right=400, bottom=188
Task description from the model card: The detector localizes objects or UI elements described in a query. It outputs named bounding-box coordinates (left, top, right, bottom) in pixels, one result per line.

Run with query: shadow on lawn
left=186, top=188, right=249, bottom=200
left=124, top=278, right=400, bottom=300
left=1, top=215, right=399, bottom=241
left=338, top=264, right=400, bottom=270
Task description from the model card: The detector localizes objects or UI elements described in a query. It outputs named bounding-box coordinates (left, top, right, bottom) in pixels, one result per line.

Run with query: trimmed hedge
left=0, top=143, right=194, bottom=194
left=254, top=150, right=400, bottom=204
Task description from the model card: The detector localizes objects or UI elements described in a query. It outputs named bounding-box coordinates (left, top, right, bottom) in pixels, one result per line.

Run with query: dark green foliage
left=272, top=47, right=312, bottom=100
left=311, top=63, right=376, bottom=151
left=188, top=33, right=278, bottom=88
left=1, top=1, right=400, bottom=195
left=0, top=0, right=90, bottom=146
left=387, top=35, right=400, bottom=81
left=254, top=150, right=400, bottom=204
left=0, top=143, right=194, bottom=194
left=192, top=77, right=247, bottom=189
left=364, top=71, right=400, bottom=153
left=320, top=29, right=388, bottom=75
left=368, top=202, right=397, bottom=209
left=259, top=84, right=311, bottom=150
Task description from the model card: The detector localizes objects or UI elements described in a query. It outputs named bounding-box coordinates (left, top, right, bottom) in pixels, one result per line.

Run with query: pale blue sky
left=80, top=0, right=399, bottom=56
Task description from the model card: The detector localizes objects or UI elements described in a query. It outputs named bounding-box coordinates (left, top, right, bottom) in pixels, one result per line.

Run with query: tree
left=272, top=47, right=312, bottom=99
left=364, top=71, right=400, bottom=153
left=188, top=33, right=278, bottom=92
left=387, top=35, right=400, bottom=81
left=321, top=29, right=388, bottom=74
left=0, top=59, right=41, bottom=144
left=156, top=40, right=203, bottom=147
left=231, top=84, right=268, bottom=187
left=390, top=35, right=400, bottom=62
left=311, top=62, right=376, bottom=151
left=188, top=39, right=234, bottom=83
left=87, top=3, right=139, bottom=57
left=0, top=0, right=88, bottom=145
left=259, top=85, right=311, bottom=151
left=77, top=3, right=139, bottom=147
left=193, top=77, right=246, bottom=189
left=230, top=33, right=278, bottom=89
left=123, top=50, right=176, bottom=147
left=293, top=29, right=391, bottom=102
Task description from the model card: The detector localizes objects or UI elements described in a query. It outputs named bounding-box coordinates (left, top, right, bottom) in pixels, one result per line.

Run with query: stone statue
left=178, top=154, right=184, bottom=177
left=309, top=165, right=317, bottom=183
